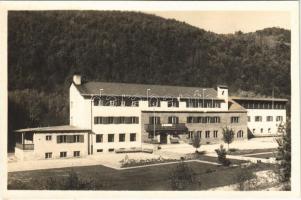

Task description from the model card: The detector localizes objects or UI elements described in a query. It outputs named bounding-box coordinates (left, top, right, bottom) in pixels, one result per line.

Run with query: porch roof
left=14, top=125, right=90, bottom=133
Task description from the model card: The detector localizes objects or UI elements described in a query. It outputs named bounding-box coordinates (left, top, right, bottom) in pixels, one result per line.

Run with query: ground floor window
left=108, top=134, right=114, bottom=142
left=73, top=151, right=80, bottom=157
left=97, top=149, right=103, bottom=152
left=108, top=148, right=114, bottom=152
left=60, top=152, right=67, bottom=158
left=45, top=152, right=52, bottom=159
left=188, top=131, right=193, bottom=139
left=213, top=130, right=218, bottom=138
left=130, top=133, right=136, bottom=142
left=196, top=131, right=201, bottom=138
left=119, top=133, right=126, bottom=142
left=237, top=130, right=244, bottom=138
left=96, top=134, right=103, bottom=143
left=205, top=131, right=210, bottom=138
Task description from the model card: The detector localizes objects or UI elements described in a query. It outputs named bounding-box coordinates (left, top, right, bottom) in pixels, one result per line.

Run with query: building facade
left=231, top=97, right=287, bottom=137
left=14, top=75, right=287, bottom=160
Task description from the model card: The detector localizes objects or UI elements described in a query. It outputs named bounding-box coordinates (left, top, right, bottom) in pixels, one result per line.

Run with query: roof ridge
left=83, top=81, right=215, bottom=90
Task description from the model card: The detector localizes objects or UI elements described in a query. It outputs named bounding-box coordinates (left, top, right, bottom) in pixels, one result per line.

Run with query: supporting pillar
left=167, top=134, right=171, bottom=144
left=22, top=132, right=25, bottom=149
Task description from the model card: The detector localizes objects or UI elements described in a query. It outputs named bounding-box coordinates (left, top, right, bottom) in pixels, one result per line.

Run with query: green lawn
left=8, top=161, right=273, bottom=190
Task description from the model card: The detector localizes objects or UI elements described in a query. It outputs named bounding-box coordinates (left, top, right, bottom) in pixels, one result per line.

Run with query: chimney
left=217, top=85, right=228, bottom=102
left=73, top=75, right=81, bottom=85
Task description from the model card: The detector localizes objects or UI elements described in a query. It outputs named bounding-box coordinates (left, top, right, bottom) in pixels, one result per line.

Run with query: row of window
left=248, top=116, right=283, bottom=122
left=94, top=117, right=139, bottom=124
left=187, top=116, right=221, bottom=124
left=188, top=130, right=219, bottom=138
left=188, top=130, right=244, bottom=138
left=239, top=102, right=286, bottom=110
left=96, top=133, right=137, bottom=143
left=46, top=135, right=84, bottom=143
left=252, top=128, right=275, bottom=134
left=92, top=98, right=222, bottom=108
left=93, top=116, right=241, bottom=125
left=45, top=151, right=80, bottom=159
left=150, top=116, right=239, bottom=124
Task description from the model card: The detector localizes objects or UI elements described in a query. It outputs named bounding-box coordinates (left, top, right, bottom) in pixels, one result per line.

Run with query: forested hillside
left=8, top=11, right=290, bottom=151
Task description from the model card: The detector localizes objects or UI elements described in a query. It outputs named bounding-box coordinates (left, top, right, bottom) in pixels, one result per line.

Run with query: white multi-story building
left=14, top=75, right=287, bottom=160
left=231, top=97, right=287, bottom=137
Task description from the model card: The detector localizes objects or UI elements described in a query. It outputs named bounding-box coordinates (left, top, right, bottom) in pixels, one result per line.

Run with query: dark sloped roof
left=230, top=96, right=288, bottom=102
left=15, top=125, right=90, bottom=133
left=75, top=82, right=218, bottom=99
left=228, top=99, right=246, bottom=111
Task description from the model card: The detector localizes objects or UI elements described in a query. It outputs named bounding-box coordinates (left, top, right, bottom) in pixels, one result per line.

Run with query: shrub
left=169, top=159, right=199, bottom=190
left=120, top=155, right=179, bottom=168
left=229, top=148, right=238, bottom=152
left=190, top=131, right=201, bottom=153
left=215, top=144, right=231, bottom=166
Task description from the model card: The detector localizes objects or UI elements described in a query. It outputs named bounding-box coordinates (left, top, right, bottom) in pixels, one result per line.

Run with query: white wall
left=34, top=132, right=89, bottom=160
left=92, top=106, right=142, bottom=152
left=247, top=109, right=286, bottom=136
left=70, top=83, right=91, bottom=129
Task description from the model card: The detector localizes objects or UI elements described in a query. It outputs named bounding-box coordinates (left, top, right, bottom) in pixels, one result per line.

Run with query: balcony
left=145, top=123, right=188, bottom=132
left=16, top=143, right=34, bottom=150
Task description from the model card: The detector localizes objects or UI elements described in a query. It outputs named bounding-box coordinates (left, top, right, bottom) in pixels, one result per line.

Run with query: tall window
left=168, top=116, right=179, bottom=124
left=197, top=131, right=202, bottom=138
left=231, top=117, right=239, bottom=123
left=213, top=130, right=218, bottom=138
left=73, top=135, right=80, bottom=143
left=205, top=131, right=210, bottom=138
left=247, top=116, right=251, bottom=122
left=96, top=134, right=103, bottom=143
left=130, top=133, right=136, bottom=142
left=108, top=134, right=114, bottom=142
left=188, top=131, right=193, bottom=139
left=255, top=116, right=262, bottom=122
left=266, top=116, right=273, bottom=122
left=237, top=130, right=243, bottom=138
left=150, top=117, right=160, bottom=124
left=119, top=133, right=125, bottom=142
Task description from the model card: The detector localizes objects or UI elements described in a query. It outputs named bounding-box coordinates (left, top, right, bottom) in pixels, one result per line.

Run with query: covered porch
left=145, top=123, right=188, bottom=144
left=15, top=131, right=34, bottom=150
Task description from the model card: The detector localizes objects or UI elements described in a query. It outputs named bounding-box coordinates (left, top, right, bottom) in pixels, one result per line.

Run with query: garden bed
left=120, top=156, right=179, bottom=168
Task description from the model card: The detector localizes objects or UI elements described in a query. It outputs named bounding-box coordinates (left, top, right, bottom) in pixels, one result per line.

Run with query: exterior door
left=160, top=133, right=167, bottom=144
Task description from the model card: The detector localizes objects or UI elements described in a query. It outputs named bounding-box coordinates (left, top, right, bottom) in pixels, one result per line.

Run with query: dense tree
left=7, top=11, right=291, bottom=151
left=275, top=120, right=291, bottom=190
left=190, top=131, right=201, bottom=153
left=222, top=128, right=235, bottom=150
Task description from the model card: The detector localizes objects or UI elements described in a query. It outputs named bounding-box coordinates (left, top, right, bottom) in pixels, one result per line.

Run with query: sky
left=148, top=11, right=290, bottom=34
